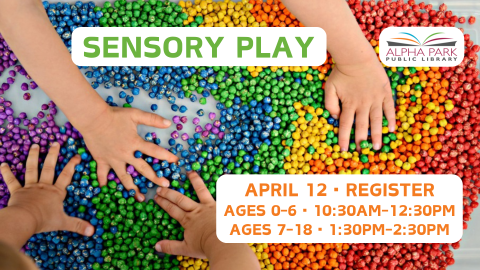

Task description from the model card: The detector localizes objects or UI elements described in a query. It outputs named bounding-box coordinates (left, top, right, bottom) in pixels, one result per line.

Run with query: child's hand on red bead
left=0, top=143, right=95, bottom=240
left=80, top=106, right=179, bottom=202
left=325, top=58, right=396, bottom=151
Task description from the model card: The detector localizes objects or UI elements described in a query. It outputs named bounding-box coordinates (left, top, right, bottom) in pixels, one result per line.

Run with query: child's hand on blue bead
left=81, top=107, right=179, bottom=202
left=325, top=58, right=396, bottom=151
left=0, top=143, right=95, bottom=237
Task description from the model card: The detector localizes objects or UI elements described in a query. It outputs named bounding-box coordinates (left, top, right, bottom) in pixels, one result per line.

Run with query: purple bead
left=6, top=77, right=14, bottom=84
left=30, top=117, right=39, bottom=125
left=205, top=123, right=212, bottom=131
left=195, top=125, right=203, bottom=133
left=192, top=117, right=200, bottom=125
left=209, top=112, right=216, bottom=120
left=213, top=120, right=221, bottom=127
left=23, top=93, right=31, bottom=100
left=1, top=83, right=8, bottom=90
left=181, top=133, right=189, bottom=141
left=218, top=131, right=225, bottom=139
left=5, top=107, right=13, bottom=115
left=212, top=127, right=220, bottom=134
left=41, top=104, right=48, bottom=110
left=8, top=70, right=15, bottom=77
left=107, top=173, right=115, bottom=180
left=29, top=81, right=38, bottom=89
left=20, top=83, right=28, bottom=91
left=176, top=124, right=183, bottom=131
left=201, top=130, right=209, bottom=137
left=48, top=101, right=56, bottom=108
left=18, top=112, right=27, bottom=119
left=171, top=131, right=179, bottom=139
left=180, top=116, right=187, bottom=124
left=127, top=165, right=135, bottom=174
left=172, top=115, right=180, bottom=124
left=37, top=111, right=45, bottom=119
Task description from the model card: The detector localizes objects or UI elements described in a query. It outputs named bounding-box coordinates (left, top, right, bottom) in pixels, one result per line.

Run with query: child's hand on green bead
left=0, top=143, right=95, bottom=237
left=325, top=58, right=396, bottom=151
left=80, top=107, right=179, bottom=202
left=153, top=172, right=216, bottom=259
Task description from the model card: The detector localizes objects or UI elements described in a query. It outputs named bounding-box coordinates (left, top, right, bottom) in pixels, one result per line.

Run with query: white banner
left=216, top=175, right=463, bottom=243
left=72, top=27, right=326, bottom=66
left=379, top=27, right=464, bottom=67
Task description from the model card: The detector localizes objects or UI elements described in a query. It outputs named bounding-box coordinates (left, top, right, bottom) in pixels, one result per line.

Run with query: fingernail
left=389, top=126, right=395, bottom=132
left=31, top=144, right=39, bottom=149
left=340, top=148, right=347, bottom=152
left=137, top=194, right=145, bottom=202
left=52, top=142, right=59, bottom=147
left=154, top=194, right=158, bottom=200
left=155, top=243, right=162, bottom=252
left=163, top=119, right=171, bottom=126
left=156, top=187, right=162, bottom=194
left=84, top=226, right=95, bottom=236
left=373, top=143, right=381, bottom=150
left=332, top=114, right=338, bottom=119
left=1, top=163, right=7, bottom=167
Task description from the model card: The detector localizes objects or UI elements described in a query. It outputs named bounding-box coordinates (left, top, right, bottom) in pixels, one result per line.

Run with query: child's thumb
left=63, top=216, right=95, bottom=236
left=325, top=82, right=341, bottom=119
left=155, top=240, right=187, bottom=255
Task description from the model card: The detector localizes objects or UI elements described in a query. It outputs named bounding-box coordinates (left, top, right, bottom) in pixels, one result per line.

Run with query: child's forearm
left=0, top=207, right=37, bottom=250
left=282, top=0, right=377, bottom=67
left=0, top=0, right=107, bottom=132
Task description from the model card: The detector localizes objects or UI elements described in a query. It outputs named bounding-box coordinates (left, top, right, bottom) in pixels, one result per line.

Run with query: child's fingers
left=96, top=162, right=110, bottom=187
left=370, top=105, right=384, bottom=150
left=25, top=144, right=40, bottom=185
left=133, top=108, right=172, bottom=129
left=338, top=107, right=355, bottom=151
left=55, top=155, right=81, bottom=190
left=112, top=163, right=144, bottom=202
left=156, top=186, right=197, bottom=211
left=354, top=109, right=369, bottom=151
left=62, top=215, right=95, bottom=236
left=324, top=80, right=341, bottom=119
left=139, top=141, right=178, bottom=164
left=383, top=92, right=396, bottom=133
left=154, top=195, right=186, bottom=223
left=187, top=172, right=214, bottom=204
left=39, top=142, right=60, bottom=184
left=1, top=163, right=21, bottom=194
left=130, top=158, right=170, bottom=187
left=155, top=240, right=196, bottom=258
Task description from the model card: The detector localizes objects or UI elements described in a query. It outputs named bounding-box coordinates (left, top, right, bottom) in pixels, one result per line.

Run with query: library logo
left=380, top=27, right=464, bottom=67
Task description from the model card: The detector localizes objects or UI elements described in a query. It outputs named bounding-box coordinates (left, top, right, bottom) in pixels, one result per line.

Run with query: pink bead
left=205, top=123, right=212, bottom=131
left=180, top=116, right=188, bottom=123
left=201, top=130, right=209, bottom=137
left=209, top=112, right=216, bottom=120
left=176, top=124, right=183, bottom=131
left=213, top=120, right=221, bottom=127
left=171, top=131, right=179, bottom=139
left=181, top=133, right=189, bottom=141
left=192, top=117, right=200, bottom=125
left=218, top=132, right=225, bottom=139
left=172, top=116, right=180, bottom=124
left=195, top=125, right=203, bottom=133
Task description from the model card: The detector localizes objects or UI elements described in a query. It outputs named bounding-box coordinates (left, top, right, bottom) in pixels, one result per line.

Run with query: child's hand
left=0, top=143, right=95, bottom=236
left=153, top=172, right=261, bottom=270
left=153, top=172, right=215, bottom=259
left=80, top=107, right=178, bottom=202
left=325, top=58, right=396, bottom=151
